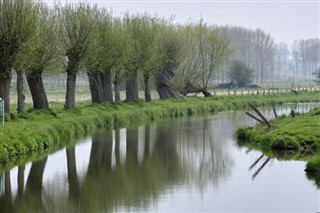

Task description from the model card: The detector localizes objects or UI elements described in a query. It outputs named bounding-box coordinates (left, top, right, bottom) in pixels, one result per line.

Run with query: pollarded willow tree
left=59, top=3, right=94, bottom=109
left=122, top=13, right=143, bottom=102
left=84, top=7, right=108, bottom=104
left=15, top=3, right=61, bottom=110
left=112, top=19, right=128, bottom=103
left=85, top=8, right=126, bottom=104
left=122, top=13, right=166, bottom=102
left=0, top=0, right=38, bottom=114
left=139, top=16, right=163, bottom=102
left=155, top=23, right=183, bottom=99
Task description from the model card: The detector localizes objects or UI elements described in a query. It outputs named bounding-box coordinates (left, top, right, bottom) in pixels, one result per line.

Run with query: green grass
left=256, top=80, right=317, bottom=89
left=236, top=106, right=320, bottom=151
left=236, top=101, right=320, bottom=185
left=0, top=91, right=320, bottom=172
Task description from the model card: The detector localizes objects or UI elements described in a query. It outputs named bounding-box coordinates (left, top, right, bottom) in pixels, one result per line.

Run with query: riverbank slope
left=236, top=99, right=320, bottom=179
left=1, top=92, right=319, bottom=171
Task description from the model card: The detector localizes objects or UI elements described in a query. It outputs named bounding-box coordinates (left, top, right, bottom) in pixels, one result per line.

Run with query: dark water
left=0, top=103, right=319, bottom=212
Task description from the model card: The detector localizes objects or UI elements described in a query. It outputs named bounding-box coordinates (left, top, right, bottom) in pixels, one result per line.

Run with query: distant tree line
left=220, top=27, right=320, bottom=82
left=292, top=39, right=320, bottom=78
left=0, top=0, right=319, bottom=115
left=219, top=26, right=275, bottom=83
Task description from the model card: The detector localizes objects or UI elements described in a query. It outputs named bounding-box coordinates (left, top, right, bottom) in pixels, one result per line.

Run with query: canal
left=0, top=103, right=319, bottom=212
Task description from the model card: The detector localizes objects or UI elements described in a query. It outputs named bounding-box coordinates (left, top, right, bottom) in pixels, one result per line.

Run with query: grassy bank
left=236, top=106, right=320, bottom=151
left=236, top=99, right=320, bottom=180
left=1, top=91, right=320, bottom=172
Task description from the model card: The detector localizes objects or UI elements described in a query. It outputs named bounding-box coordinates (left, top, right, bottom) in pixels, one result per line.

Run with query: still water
left=0, top=103, right=319, bottom=212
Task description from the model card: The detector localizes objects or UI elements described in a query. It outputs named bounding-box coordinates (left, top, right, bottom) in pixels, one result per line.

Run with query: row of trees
left=219, top=26, right=275, bottom=82
left=0, top=0, right=234, bottom=114
left=292, top=39, right=320, bottom=78
left=0, top=0, right=319, bottom=115
left=0, top=1, right=184, bottom=114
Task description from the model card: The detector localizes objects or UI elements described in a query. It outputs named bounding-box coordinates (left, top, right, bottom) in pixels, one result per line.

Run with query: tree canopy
left=2, top=0, right=318, bottom=113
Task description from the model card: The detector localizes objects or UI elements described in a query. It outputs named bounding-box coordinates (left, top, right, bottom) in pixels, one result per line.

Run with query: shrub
left=306, top=157, right=320, bottom=174
left=228, top=60, right=254, bottom=88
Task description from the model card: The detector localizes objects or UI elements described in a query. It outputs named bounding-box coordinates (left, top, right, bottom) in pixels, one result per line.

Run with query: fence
left=209, top=85, right=319, bottom=97
left=8, top=73, right=320, bottom=102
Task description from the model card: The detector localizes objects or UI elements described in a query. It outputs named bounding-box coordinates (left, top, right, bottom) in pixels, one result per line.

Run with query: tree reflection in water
left=66, top=147, right=80, bottom=211
left=0, top=115, right=235, bottom=212
left=1, top=104, right=319, bottom=212
left=0, top=172, right=13, bottom=212
left=174, top=115, right=234, bottom=193
left=3, top=157, right=48, bottom=213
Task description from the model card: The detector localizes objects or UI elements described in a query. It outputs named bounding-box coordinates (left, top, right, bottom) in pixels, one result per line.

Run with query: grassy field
left=9, top=74, right=319, bottom=105
left=256, top=80, right=317, bottom=89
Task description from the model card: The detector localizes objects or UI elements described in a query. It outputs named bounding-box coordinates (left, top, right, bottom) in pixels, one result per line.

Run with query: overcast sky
left=53, top=0, right=320, bottom=44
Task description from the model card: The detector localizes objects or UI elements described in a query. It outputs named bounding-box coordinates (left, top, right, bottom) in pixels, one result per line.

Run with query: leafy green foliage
left=59, top=3, right=95, bottom=72
left=15, top=3, right=61, bottom=74
left=175, top=19, right=232, bottom=94
left=0, top=0, right=38, bottom=71
left=313, top=68, right=320, bottom=85
left=228, top=60, right=254, bottom=87
left=121, top=13, right=164, bottom=80
left=306, top=157, right=320, bottom=174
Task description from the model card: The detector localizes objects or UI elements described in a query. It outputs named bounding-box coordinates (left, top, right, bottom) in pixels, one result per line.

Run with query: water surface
left=0, top=103, right=319, bottom=212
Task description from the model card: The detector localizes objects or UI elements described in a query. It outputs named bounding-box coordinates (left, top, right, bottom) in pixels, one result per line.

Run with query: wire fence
left=9, top=73, right=320, bottom=103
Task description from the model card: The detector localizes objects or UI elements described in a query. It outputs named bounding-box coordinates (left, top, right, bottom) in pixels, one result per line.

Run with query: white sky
left=50, top=0, right=320, bottom=44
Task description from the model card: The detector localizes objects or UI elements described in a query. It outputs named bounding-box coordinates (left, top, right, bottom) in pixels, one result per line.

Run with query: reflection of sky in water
left=1, top=102, right=320, bottom=212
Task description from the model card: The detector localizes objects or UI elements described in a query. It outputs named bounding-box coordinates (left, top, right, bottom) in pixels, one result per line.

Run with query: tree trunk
left=126, top=128, right=139, bottom=163
left=27, top=70, right=49, bottom=109
left=66, top=147, right=80, bottom=207
left=17, top=71, right=25, bottom=113
left=65, top=71, right=77, bottom=109
left=0, top=71, right=12, bottom=114
left=101, top=68, right=113, bottom=102
left=202, top=90, right=212, bottom=97
left=144, top=74, right=152, bottom=102
left=144, top=126, right=150, bottom=158
left=114, top=81, right=120, bottom=103
left=88, top=130, right=113, bottom=173
left=17, top=166, right=25, bottom=197
left=88, top=71, right=104, bottom=104
left=2, top=172, right=13, bottom=212
left=125, top=70, right=139, bottom=102
left=156, top=64, right=177, bottom=99
left=25, top=157, right=47, bottom=213
left=26, top=157, right=47, bottom=191
left=115, top=128, right=121, bottom=166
